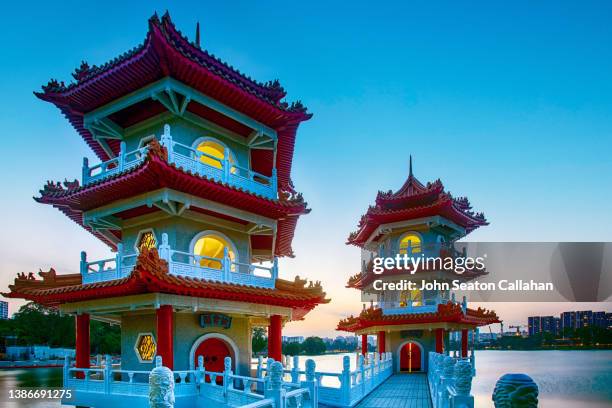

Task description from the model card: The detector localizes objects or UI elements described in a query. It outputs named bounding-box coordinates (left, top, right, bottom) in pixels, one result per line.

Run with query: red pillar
left=361, top=334, right=368, bottom=355
left=75, top=314, right=90, bottom=370
left=156, top=305, right=174, bottom=369
left=461, top=329, right=469, bottom=358
left=377, top=331, right=386, bottom=355
left=268, top=315, right=282, bottom=361
left=435, top=328, right=444, bottom=353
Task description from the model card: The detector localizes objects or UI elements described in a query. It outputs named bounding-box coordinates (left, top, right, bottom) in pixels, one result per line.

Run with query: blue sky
left=0, top=1, right=611, bottom=335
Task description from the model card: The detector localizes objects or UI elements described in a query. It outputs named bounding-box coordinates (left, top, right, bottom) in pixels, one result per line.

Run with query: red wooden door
left=399, top=342, right=421, bottom=372
left=194, top=338, right=231, bottom=384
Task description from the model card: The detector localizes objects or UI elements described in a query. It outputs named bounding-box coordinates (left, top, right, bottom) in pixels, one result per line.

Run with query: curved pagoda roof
left=3, top=248, right=329, bottom=320
left=347, top=158, right=488, bottom=247
left=336, top=303, right=500, bottom=332
left=35, top=12, right=311, bottom=192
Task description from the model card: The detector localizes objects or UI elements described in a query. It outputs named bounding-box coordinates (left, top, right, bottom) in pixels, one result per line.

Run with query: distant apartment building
left=0, top=301, right=8, bottom=320
left=528, top=316, right=541, bottom=336
left=281, top=336, right=305, bottom=343
left=530, top=310, right=610, bottom=336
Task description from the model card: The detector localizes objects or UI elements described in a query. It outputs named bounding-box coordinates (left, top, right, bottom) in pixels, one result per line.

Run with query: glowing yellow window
left=135, top=333, right=156, bottom=362
left=399, top=289, right=422, bottom=307
left=193, top=234, right=236, bottom=271
left=137, top=231, right=157, bottom=252
left=399, top=233, right=422, bottom=254
left=196, top=140, right=236, bottom=173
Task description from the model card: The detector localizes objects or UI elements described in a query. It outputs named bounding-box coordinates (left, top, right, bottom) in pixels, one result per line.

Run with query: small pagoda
left=4, top=12, right=328, bottom=406
left=338, top=159, right=499, bottom=373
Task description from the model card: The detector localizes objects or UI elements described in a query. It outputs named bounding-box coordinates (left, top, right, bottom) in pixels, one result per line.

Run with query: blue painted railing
left=80, top=234, right=278, bottom=288
left=382, top=295, right=468, bottom=316
left=81, top=124, right=278, bottom=199
left=63, top=355, right=316, bottom=408
left=427, top=352, right=475, bottom=408
left=256, top=353, right=393, bottom=408
left=82, top=144, right=149, bottom=185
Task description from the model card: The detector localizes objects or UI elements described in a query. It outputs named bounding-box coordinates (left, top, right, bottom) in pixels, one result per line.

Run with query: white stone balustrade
left=80, top=244, right=138, bottom=284
left=256, top=352, right=393, bottom=408
left=81, top=124, right=278, bottom=199
left=80, top=233, right=279, bottom=288
left=82, top=142, right=149, bottom=185
left=428, top=352, right=475, bottom=408
left=63, top=355, right=313, bottom=408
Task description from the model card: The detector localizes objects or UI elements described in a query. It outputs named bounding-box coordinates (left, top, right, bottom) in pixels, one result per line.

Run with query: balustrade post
left=359, top=355, right=365, bottom=395
left=369, top=353, right=375, bottom=388
left=450, top=359, right=474, bottom=408
left=439, top=355, right=455, bottom=408
left=197, top=355, right=205, bottom=384
left=265, top=357, right=274, bottom=390
left=272, top=257, right=279, bottom=281
left=119, top=141, right=127, bottom=170
left=115, top=243, right=123, bottom=278
left=374, top=352, right=380, bottom=375
left=492, top=374, right=538, bottom=408
left=63, top=356, right=70, bottom=388
left=223, top=152, right=230, bottom=182
left=341, top=355, right=351, bottom=405
left=222, top=357, right=232, bottom=397
left=149, top=356, right=175, bottom=408
left=161, top=124, right=173, bottom=162
left=303, top=359, right=317, bottom=408
left=82, top=157, right=89, bottom=184
left=471, top=329, right=476, bottom=375
left=223, top=247, right=230, bottom=281
left=104, top=354, right=112, bottom=394
left=266, top=361, right=285, bottom=408
left=159, top=233, right=171, bottom=263
left=256, top=356, right=264, bottom=378
left=291, top=355, right=300, bottom=383
left=80, top=251, right=87, bottom=277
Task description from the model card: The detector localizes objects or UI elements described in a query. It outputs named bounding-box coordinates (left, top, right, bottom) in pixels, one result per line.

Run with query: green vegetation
left=300, top=337, right=327, bottom=355
left=0, top=302, right=121, bottom=354
left=252, top=327, right=268, bottom=354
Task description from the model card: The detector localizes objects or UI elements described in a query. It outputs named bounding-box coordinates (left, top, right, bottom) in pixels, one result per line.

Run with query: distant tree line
left=0, top=302, right=121, bottom=354
left=251, top=329, right=329, bottom=356
left=475, top=326, right=612, bottom=350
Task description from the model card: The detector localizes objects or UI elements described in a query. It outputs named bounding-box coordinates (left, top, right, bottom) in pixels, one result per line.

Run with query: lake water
left=285, top=350, right=612, bottom=408
left=0, top=351, right=610, bottom=407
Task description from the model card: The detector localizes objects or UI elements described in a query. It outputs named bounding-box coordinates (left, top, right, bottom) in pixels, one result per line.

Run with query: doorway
left=194, top=337, right=231, bottom=384
left=399, top=342, right=422, bottom=372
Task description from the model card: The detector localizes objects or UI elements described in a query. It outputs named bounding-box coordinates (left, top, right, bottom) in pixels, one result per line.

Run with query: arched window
left=191, top=231, right=237, bottom=271
left=399, top=232, right=422, bottom=255
left=194, top=138, right=237, bottom=173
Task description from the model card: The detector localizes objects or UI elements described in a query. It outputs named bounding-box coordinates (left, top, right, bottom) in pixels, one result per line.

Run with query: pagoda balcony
left=81, top=125, right=278, bottom=199
left=380, top=294, right=467, bottom=316
left=80, top=235, right=278, bottom=288
left=375, top=242, right=466, bottom=261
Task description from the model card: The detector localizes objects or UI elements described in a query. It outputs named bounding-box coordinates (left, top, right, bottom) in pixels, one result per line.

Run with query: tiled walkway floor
left=355, top=374, right=432, bottom=408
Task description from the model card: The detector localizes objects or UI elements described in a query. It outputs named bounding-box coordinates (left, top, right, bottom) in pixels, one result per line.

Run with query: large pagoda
left=4, top=12, right=328, bottom=404
left=338, top=159, right=498, bottom=373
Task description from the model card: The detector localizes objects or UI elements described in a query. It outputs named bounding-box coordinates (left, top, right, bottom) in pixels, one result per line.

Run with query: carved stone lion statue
left=149, top=356, right=175, bottom=408
left=492, top=373, right=538, bottom=408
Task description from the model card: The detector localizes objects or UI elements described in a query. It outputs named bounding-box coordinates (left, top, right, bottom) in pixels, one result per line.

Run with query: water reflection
left=0, top=368, right=64, bottom=408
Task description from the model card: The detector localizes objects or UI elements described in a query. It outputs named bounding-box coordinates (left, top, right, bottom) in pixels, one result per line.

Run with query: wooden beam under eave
left=152, top=90, right=178, bottom=115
